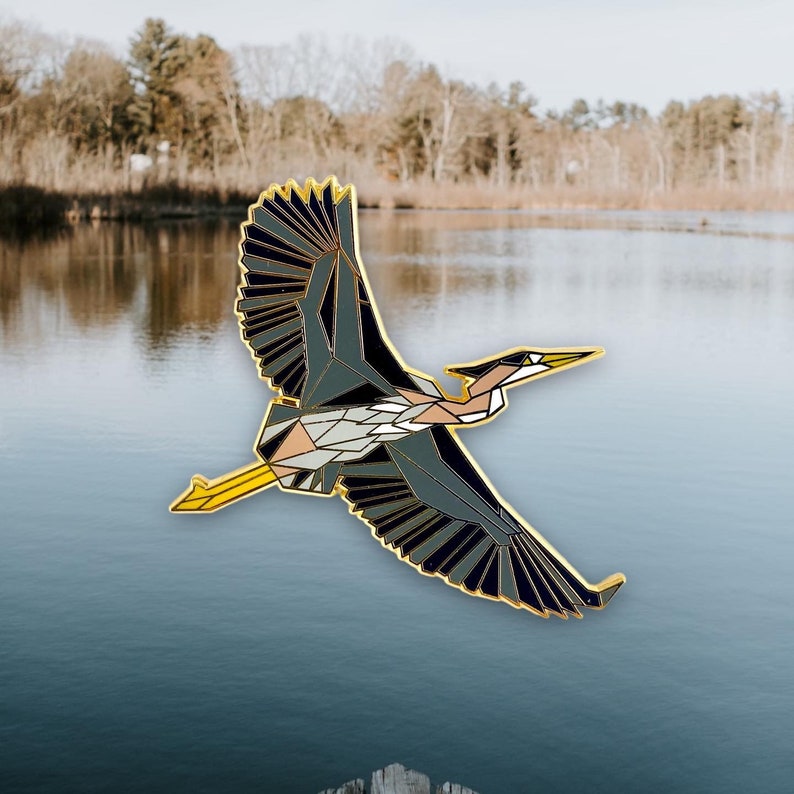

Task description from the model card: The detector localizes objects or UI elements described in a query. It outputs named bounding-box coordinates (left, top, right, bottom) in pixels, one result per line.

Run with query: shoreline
left=2, top=183, right=793, bottom=237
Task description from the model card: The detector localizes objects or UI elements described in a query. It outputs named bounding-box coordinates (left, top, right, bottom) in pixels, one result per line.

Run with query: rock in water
left=437, top=783, right=478, bottom=794
left=371, top=763, right=431, bottom=794
left=319, top=763, right=478, bottom=794
left=318, top=780, right=365, bottom=794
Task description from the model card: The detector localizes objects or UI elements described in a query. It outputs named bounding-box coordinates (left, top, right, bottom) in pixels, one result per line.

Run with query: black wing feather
left=237, top=179, right=418, bottom=403
left=338, top=429, right=622, bottom=618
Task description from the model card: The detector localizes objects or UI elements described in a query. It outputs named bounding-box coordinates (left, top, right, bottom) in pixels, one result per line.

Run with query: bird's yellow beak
left=530, top=347, right=604, bottom=371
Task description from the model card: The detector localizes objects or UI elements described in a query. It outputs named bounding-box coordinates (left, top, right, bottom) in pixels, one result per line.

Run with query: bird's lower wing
left=337, top=427, right=624, bottom=619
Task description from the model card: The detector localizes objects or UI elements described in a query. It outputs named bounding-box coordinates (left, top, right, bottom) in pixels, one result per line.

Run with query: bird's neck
left=427, top=379, right=506, bottom=425
left=457, top=378, right=507, bottom=423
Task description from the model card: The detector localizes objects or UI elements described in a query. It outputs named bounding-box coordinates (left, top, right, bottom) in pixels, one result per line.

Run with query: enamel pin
left=171, top=177, right=625, bottom=619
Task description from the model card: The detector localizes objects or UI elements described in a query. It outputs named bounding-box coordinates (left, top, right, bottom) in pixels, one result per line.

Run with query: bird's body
left=171, top=177, right=625, bottom=619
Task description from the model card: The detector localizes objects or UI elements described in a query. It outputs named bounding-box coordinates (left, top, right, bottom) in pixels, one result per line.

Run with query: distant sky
left=2, top=0, right=793, bottom=113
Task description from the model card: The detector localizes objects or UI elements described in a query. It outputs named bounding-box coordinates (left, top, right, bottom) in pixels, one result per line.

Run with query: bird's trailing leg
left=170, top=461, right=278, bottom=513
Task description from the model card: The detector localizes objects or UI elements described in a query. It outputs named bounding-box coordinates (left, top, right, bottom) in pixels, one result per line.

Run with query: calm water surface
left=1, top=211, right=793, bottom=793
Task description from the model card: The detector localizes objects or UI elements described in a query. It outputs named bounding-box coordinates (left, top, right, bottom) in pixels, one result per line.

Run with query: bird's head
left=447, top=347, right=604, bottom=394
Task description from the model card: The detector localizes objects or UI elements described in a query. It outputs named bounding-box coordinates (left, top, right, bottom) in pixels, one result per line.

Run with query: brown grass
left=355, top=181, right=794, bottom=212
left=3, top=177, right=794, bottom=236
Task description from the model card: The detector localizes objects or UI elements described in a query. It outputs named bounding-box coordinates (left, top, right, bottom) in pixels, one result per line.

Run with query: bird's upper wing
left=237, top=178, right=420, bottom=409
left=338, top=426, right=623, bottom=618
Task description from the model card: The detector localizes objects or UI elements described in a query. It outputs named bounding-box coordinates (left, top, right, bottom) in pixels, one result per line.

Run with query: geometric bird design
left=171, top=176, right=625, bottom=619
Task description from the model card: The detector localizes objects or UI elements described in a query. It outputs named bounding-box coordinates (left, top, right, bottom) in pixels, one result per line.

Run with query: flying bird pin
left=170, top=177, right=625, bottom=619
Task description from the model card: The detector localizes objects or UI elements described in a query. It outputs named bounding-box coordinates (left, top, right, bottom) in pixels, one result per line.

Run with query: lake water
left=1, top=210, right=793, bottom=793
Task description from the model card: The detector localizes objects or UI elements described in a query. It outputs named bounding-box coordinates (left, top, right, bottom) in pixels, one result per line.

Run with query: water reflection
left=0, top=221, right=239, bottom=350
left=2, top=211, right=793, bottom=355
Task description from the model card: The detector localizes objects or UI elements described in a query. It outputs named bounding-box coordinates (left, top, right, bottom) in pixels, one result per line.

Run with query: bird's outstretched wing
left=237, top=177, right=419, bottom=409
left=338, top=427, right=624, bottom=619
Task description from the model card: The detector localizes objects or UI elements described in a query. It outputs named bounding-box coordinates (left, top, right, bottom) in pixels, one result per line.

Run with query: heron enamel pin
left=171, top=177, right=625, bottom=619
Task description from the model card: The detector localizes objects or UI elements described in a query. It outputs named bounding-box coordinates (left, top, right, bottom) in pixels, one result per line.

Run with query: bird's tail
left=170, top=461, right=277, bottom=513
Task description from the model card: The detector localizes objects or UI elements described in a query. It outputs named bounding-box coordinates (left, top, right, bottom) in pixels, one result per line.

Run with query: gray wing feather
left=238, top=181, right=419, bottom=405
left=338, top=427, right=620, bottom=618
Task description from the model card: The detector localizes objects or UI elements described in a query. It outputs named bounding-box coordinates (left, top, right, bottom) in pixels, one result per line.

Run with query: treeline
left=1, top=16, right=792, bottom=209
